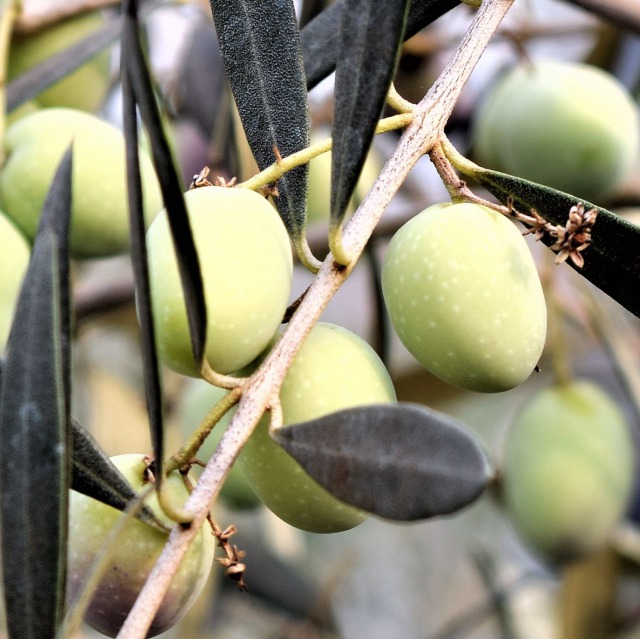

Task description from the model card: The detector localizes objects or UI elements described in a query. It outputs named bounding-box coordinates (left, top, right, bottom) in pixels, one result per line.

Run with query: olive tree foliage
left=0, top=0, right=638, bottom=638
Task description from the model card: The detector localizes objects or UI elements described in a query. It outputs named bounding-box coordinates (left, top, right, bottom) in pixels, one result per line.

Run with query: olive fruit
left=502, top=381, right=634, bottom=563
left=67, top=454, right=216, bottom=637
left=472, top=60, right=639, bottom=202
left=177, top=378, right=260, bottom=509
left=146, top=186, right=293, bottom=376
left=0, top=108, right=162, bottom=258
left=8, top=11, right=111, bottom=113
left=0, top=212, right=30, bottom=353
left=238, top=322, right=397, bottom=533
left=382, top=202, right=546, bottom=393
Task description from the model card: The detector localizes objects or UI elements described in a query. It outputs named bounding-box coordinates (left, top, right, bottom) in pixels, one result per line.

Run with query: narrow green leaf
left=272, top=402, right=493, bottom=520
left=0, top=149, right=73, bottom=639
left=122, top=0, right=207, bottom=370
left=474, top=168, right=640, bottom=319
left=330, top=0, right=409, bottom=233
left=6, top=17, right=120, bottom=113
left=301, top=0, right=459, bottom=90
left=71, top=420, right=168, bottom=533
left=210, top=0, right=310, bottom=242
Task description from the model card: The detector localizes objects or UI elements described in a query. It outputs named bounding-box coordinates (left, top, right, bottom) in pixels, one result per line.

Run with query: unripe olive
left=146, top=186, right=293, bottom=377
left=239, top=322, right=397, bottom=533
left=473, top=60, right=639, bottom=202
left=177, top=378, right=260, bottom=509
left=0, top=211, right=30, bottom=352
left=502, top=381, right=634, bottom=563
left=8, top=11, right=111, bottom=113
left=67, top=454, right=216, bottom=637
left=0, top=108, right=162, bottom=258
left=381, top=202, right=547, bottom=393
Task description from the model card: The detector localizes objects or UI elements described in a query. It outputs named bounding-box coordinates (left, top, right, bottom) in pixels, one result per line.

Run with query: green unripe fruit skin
left=0, top=212, right=30, bottom=352
left=502, top=381, right=634, bottom=563
left=0, top=108, right=162, bottom=258
left=8, top=11, right=111, bottom=113
left=147, top=186, right=293, bottom=377
left=239, top=322, right=397, bottom=533
left=382, top=202, right=547, bottom=393
left=473, top=60, right=639, bottom=202
left=178, top=379, right=260, bottom=509
left=67, top=454, right=216, bottom=637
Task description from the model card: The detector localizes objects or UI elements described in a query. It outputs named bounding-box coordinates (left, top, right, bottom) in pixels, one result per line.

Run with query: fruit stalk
left=115, top=1, right=516, bottom=636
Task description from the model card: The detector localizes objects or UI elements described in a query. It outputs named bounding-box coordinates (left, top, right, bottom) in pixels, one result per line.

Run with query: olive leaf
left=272, top=402, right=493, bottom=520
left=209, top=0, right=310, bottom=246
left=121, top=0, right=208, bottom=476
left=329, top=0, right=409, bottom=244
left=301, top=0, right=459, bottom=90
left=71, top=420, right=168, bottom=533
left=471, top=167, right=640, bottom=319
left=0, top=149, right=73, bottom=639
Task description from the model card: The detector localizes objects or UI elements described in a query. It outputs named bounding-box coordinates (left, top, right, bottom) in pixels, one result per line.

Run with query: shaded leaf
left=473, top=168, right=640, bottom=319
left=122, top=0, right=207, bottom=475
left=301, top=0, right=459, bottom=90
left=71, top=419, right=168, bottom=532
left=0, top=149, right=73, bottom=639
left=6, top=15, right=121, bottom=113
left=330, top=0, right=409, bottom=232
left=210, top=0, right=310, bottom=242
left=272, top=402, right=493, bottom=520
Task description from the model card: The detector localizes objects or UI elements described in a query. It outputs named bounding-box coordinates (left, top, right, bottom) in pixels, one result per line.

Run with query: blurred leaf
left=272, top=402, right=493, bottom=520
left=0, top=149, right=73, bottom=638
left=301, top=0, right=459, bottom=90
left=71, top=419, right=168, bottom=533
left=6, top=16, right=120, bottom=113
left=210, top=0, right=310, bottom=242
left=122, top=0, right=207, bottom=475
left=474, top=168, right=640, bottom=319
left=330, top=0, right=409, bottom=232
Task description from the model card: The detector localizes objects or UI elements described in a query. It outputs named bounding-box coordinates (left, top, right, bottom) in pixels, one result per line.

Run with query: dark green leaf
left=301, top=0, right=459, bottom=90
left=0, top=149, right=73, bottom=639
left=272, top=402, right=493, bottom=520
left=122, top=0, right=207, bottom=475
left=330, top=0, right=409, bottom=230
left=210, top=0, right=310, bottom=241
left=474, top=168, right=640, bottom=319
left=6, top=15, right=120, bottom=113
left=71, top=419, right=168, bottom=532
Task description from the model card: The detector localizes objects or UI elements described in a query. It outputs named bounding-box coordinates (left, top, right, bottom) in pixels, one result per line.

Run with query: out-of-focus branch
left=562, top=0, right=640, bottom=34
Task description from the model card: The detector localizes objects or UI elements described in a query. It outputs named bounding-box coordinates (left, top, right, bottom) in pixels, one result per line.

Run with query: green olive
left=473, top=60, right=639, bottom=202
left=239, top=322, right=397, bottom=533
left=502, top=381, right=634, bottom=563
left=67, top=454, right=216, bottom=637
left=381, top=202, right=547, bottom=392
left=0, top=108, right=162, bottom=258
left=146, top=185, right=293, bottom=376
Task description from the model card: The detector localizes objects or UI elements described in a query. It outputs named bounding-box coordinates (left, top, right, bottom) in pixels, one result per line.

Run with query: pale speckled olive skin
left=473, top=60, right=639, bottom=202
left=502, top=381, right=634, bottom=564
left=0, top=212, right=30, bottom=353
left=146, top=186, right=293, bottom=377
left=381, top=202, right=547, bottom=393
left=238, top=322, right=397, bottom=533
left=0, top=108, right=162, bottom=258
left=67, top=454, right=216, bottom=638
